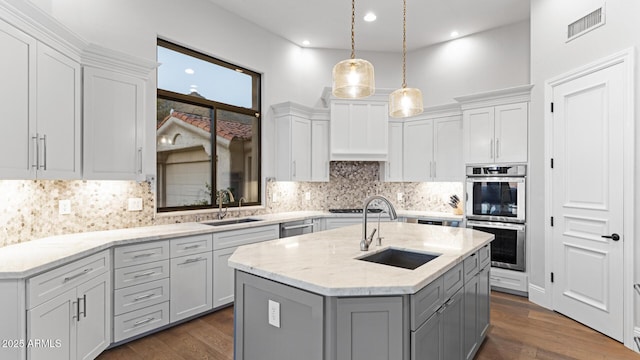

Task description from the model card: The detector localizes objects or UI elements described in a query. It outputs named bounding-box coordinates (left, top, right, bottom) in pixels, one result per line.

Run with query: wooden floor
left=98, top=291, right=638, bottom=360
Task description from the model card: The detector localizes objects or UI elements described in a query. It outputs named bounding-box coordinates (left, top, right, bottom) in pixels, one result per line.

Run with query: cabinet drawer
left=443, top=262, right=464, bottom=300
left=479, top=244, right=491, bottom=269
left=411, top=277, right=443, bottom=331
left=113, top=301, right=170, bottom=343
left=213, top=224, right=279, bottom=250
left=114, top=241, right=169, bottom=268
left=114, top=260, right=170, bottom=289
left=170, top=233, right=213, bottom=257
left=464, top=252, right=479, bottom=283
left=27, top=250, right=110, bottom=309
left=114, top=278, right=170, bottom=316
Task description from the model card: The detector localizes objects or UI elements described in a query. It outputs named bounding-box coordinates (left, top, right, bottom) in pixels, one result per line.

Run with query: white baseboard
left=527, top=283, right=551, bottom=309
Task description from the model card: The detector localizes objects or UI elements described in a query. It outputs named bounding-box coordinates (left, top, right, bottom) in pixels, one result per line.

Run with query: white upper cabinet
left=273, top=102, right=329, bottom=182
left=83, top=65, right=145, bottom=180
left=323, top=88, right=392, bottom=161
left=403, top=119, right=434, bottom=181
left=0, top=19, right=81, bottom=180
left=382, top=120, right=404, bottom=182
left=456, top=85, right=532, bottom=165
left=433, top=116, right=464, bottom=180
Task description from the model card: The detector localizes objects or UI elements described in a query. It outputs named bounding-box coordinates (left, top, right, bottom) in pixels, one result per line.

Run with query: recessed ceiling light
left=185, top=68, right=194, bottom=75
left=302, top=40, right=310, bottom=46
left=450, top=31, right=459, bottom=38
left=364, top=12, right=377, bottom=22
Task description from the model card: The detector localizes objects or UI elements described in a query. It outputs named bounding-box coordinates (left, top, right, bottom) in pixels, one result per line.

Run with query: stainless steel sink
left=203, top=218, right=262, bottom=226
left=358, top=248, right=440, bottom=270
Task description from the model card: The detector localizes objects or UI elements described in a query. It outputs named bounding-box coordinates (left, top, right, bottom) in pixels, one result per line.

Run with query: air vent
left=567, top=5, right=605, bottom=42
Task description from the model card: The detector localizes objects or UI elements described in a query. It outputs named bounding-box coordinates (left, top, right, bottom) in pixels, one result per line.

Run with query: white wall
left=529, top=0, right=640, bottom=310
left=409, top=21, right=530, bottom=107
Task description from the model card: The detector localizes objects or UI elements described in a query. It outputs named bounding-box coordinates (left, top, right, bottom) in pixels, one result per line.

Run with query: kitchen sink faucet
left=217, top=189, right=235, bottom=220
left=361, top=195, right=397, bottom=251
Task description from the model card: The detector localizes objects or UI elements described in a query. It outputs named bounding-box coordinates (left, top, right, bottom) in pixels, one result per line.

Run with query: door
left=170, top=252, right=213, bottom=322
left=463, top=107, right=494, bottom=164
left=27, top=289, right=76, bottom=360
left=76, top=272, right=110, bottom=360
left=494, top=102, right=528, bottom=164
left=311, top=119, right=329, bottom=181
left=404, top=119, right=434, bottom=181
left=433, top=116, right=463, bottom=181
left=213, top=247, right=236, bottom=308
left=290, top=116, right=311, bottom=181
left=551, top=61, right=624, bottom=341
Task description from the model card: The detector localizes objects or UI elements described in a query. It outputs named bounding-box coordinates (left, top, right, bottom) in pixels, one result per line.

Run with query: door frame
left=544, top=47, right=635, bottom=349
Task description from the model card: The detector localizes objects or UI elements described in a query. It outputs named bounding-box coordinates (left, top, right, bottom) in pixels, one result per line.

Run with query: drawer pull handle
left=79, top=294, right=87, bottom=319
left=133, top=317, right=155, bottom=327
left=634, top=337, right=640, bottom=351
left=183, top=244, right=200, bottom=250
left=133, top=253, right=154, bottom=258
left=181, top=257, right=204, bottom=265
left=133, top=293, right=155, bottom=301
left=134, top=271, right=156, bottom=278
left=72, top=300, right=79, bottom=320
left=634, top=284, right=640, bottom=295
left=64, top=268, right=92, bottom=282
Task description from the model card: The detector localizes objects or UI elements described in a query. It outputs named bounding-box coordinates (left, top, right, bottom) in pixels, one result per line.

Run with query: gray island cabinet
left=229, top=222, right=493, bottom=360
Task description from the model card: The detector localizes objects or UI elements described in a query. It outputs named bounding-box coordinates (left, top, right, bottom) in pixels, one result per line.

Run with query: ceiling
left=206, top=0, right=530, bottom=52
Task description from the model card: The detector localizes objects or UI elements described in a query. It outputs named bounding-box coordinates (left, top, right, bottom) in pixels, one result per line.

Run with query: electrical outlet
left=128, top=198, right=143, bottom=211
left=305, top=191, right=311, bottom=201
left=397, top=192, right=404, bottom=201
left=268, top=300, right=280, bottom=328
left=59, top=200, right=71, bottom=215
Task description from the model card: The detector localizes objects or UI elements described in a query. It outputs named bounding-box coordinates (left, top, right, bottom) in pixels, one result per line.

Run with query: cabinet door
left=213, top=247, right=236, bottom=308
left=0, top=20, right=36, bottom=179
left=337, top=296, right=403, bottom=360
left=170, top=252, right=213, bottom=322
left=76, top=272, right=111, bottom=360
left=330, top=101, right=388, bottom=161
left=494, top=102, right=528, bottom=163
left=83, top=67, right=144, bottom=180
left=412, top=313, right=441, bottom=360
left=442, top=288, right=464, bottom=360
left=27, top=289, right=76, bottom=360
left=311, top=119, right=329, bottom=181
left=290, top=116, right=311, bottom=181
left=477, top=266, right=490, bottom=339
left=35, top=43, right=81, bottom=180
left=404, top=119, right=434, bottom=181
left=463, top=107, right=495, bottom=164
left=384, top=121, right=404, bottom=182
left=433, top=116, right=463, bottom=181
left=463, top=274, right=479, bottom=360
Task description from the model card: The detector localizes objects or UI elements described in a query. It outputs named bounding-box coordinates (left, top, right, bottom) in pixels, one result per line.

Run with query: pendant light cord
left=351, top=0, right=356, bottom=59
left=402, top=0, right=407, bottom=88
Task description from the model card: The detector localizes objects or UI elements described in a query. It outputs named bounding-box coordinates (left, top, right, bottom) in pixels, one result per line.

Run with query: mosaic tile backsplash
left=0, top=162, right=462, bottom=247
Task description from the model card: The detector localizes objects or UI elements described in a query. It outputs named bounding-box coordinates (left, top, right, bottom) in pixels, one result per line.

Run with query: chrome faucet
left=238, top=197, right=246, bottom=209
left=361, top=195, right=397, bottom=251
left=217, top=189, right=235, bottom=220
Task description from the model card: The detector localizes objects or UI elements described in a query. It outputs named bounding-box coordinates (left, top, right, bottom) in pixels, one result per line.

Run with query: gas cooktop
left=328, top=208, right=384, bottom=214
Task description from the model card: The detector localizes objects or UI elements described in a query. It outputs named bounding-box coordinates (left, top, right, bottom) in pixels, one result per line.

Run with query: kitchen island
left=229, top=222, right=494, bottom=360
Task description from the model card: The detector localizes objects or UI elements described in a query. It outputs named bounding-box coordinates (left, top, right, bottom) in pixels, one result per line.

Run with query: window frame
left=156, top=39, right=262, bottom=213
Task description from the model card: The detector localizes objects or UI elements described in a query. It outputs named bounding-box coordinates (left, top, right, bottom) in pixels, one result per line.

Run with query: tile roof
left=158, top=111, right=252, bottom=141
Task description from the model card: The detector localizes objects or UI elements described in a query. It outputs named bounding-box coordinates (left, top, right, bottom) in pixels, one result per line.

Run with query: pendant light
left=332, top=0, right=375, bottom=98
left=389, top=0, right=423, bottom=118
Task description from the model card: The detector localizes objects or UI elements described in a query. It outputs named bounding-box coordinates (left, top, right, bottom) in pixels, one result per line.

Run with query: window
left=156, top=40, right=261, bottom=211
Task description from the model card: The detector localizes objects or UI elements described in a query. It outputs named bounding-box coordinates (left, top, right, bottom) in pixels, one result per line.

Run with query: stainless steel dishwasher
left=280, top=219, right=315, bottom=238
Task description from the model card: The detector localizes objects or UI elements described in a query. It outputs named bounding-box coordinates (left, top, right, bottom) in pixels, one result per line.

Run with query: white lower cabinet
left=27, top=256, right=111, bottom=360
left=212, top=225, right=280, bottom=308
left=170, top=252, right=213, bottom=322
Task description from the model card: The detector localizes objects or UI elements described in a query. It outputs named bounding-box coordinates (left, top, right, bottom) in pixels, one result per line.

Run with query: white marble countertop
left=0, top=210, right=463, bottom=280
left=229, top=222, right=492, bottom=297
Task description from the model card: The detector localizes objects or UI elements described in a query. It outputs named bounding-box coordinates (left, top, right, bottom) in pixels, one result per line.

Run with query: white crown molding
left=321, top=86, right=395, bottom=107
left=0, top=0, right=87, bottom=60
left=401, top=102, right=462, bottom=121
left=271, top=101, right=329, bottom=119
left=454, top=84, right=534, bottom=110
left=82, top=44, right=158, bottom=79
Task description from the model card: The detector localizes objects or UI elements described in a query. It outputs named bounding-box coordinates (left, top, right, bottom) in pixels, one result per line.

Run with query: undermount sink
left=203, top=218, right=262, bottom=226
left=358, top=248, right=441, bottom=270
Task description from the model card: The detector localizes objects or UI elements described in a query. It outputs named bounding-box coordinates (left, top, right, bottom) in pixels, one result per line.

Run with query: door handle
left=601, top=233, right=620, bottom=241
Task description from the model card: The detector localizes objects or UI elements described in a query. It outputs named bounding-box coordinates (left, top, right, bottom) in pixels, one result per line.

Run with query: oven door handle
left=467, top=220, right=525, bottom=231
left=466, top=177, right=525, bottom=183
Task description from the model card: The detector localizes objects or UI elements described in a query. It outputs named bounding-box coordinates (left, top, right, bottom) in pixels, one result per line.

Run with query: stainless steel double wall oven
left=465, top=165, right=526, bottom=272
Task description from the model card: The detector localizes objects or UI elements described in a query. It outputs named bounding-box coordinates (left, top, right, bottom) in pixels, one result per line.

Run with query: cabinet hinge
left=550, top=158, right=554, bottom=169
left=550, top=216, right=554, bottom=227
left=550, top=102, right=554, bottom=113
left=551, top=272, right=554, bottom=283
